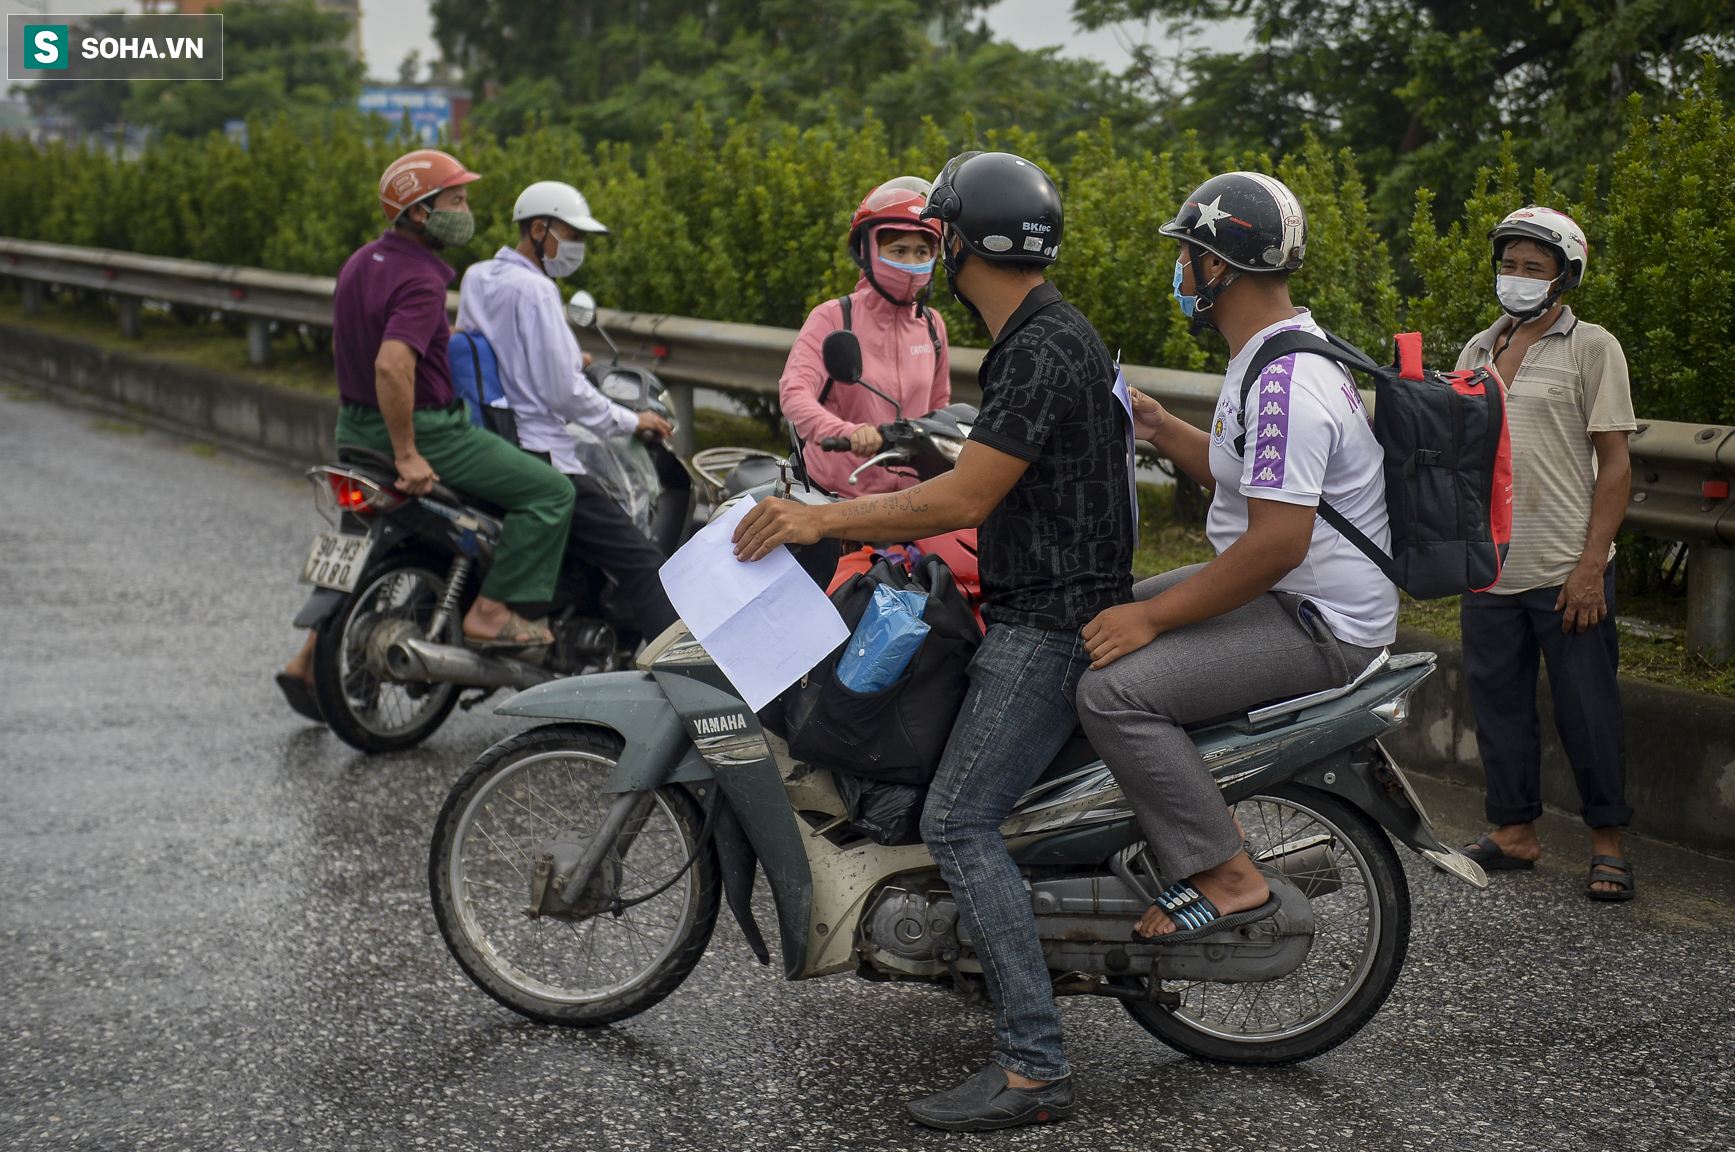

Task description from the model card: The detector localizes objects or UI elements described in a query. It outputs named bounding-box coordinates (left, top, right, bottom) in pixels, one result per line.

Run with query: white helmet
left=511, top=181, right=609, bottom=234
left=1490, top=206, right=1587, bottom=290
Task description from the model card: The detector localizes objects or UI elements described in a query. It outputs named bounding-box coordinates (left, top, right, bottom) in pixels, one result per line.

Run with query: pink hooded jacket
left=779, top=273, right=951, bottom=495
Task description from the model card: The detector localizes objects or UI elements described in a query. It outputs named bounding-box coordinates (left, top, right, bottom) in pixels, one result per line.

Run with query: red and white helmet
left=378, top=149, right=481, bottom=223
left=847, top=176, right=941, bottom=266
left=1490, top=206, right=1588, bottom=290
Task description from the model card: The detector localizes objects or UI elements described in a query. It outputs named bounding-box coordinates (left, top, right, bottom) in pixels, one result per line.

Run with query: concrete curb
left=5, top=320, right=1733, bottom=859
left=0, top=321, right=337, bottom=466
left=1387, top=626, right=1735, bottom=859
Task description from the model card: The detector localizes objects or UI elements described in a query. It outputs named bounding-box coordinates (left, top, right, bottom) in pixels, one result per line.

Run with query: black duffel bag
left=763, top=551, right=982, bottom=790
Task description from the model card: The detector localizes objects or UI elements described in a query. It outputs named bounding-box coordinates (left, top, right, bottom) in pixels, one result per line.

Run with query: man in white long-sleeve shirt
left=456, top=181, right=679, bottom=640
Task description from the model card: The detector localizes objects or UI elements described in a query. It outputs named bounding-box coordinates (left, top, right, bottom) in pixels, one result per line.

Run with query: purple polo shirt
left=332, top=230, right=456, bottom=409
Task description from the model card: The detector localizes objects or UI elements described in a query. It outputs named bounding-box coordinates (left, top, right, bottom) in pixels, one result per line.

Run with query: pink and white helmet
left=1490, top=206, right=1588, bottom=290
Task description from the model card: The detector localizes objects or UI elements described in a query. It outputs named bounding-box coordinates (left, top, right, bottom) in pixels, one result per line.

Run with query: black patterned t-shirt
left=968, top=282, right=1134, bottom=631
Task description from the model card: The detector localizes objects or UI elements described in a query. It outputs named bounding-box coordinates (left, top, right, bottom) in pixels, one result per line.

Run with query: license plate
left=301, top=531, right=372, bottom=592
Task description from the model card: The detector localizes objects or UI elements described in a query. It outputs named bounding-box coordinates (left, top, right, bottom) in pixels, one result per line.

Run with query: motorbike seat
left=335, top=443, right=505, bottom=520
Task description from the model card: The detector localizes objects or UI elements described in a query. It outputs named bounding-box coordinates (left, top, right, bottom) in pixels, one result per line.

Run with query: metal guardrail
left=4, top=234, right=1733, bottom=656
left=0, top=235, right=1223, bottom=426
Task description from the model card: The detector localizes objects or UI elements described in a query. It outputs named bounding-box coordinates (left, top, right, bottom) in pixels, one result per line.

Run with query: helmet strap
left=1187, top=243, right=1240, bottom=334
left=398, top=198, right=444, bottom=250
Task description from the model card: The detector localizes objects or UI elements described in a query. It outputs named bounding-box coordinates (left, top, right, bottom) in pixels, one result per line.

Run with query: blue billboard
left=359, top=86, right=450, bottom=143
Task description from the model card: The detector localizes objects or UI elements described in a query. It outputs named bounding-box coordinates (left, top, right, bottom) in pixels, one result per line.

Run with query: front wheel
left=430, top=724, right=721, bottom=1027
left=311, top=550, right=461, bottom=754
left=1118, top=783, right=1410, bottom=1064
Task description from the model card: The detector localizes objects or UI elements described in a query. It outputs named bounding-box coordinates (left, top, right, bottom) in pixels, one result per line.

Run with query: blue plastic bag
left=837, top=585, right=930, bottom=692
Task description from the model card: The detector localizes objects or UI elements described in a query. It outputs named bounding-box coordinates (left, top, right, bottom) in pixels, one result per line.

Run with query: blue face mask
left=1172, top=258, right=1197, bottom=318
left=879, top=254, right=936, bottom=275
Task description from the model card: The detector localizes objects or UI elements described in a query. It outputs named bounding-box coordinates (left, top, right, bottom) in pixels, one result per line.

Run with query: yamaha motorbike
left=291, top=299, right=722, bottom=754
left=428, top=338, right=1489, bottom=1064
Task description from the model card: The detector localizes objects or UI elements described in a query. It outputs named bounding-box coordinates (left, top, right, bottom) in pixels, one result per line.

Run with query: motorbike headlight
left=600, top=372, right=641, bottom=403
left=1371, top=687, right=1414, bottom=727
left=934, top=436, right=965, bottom=463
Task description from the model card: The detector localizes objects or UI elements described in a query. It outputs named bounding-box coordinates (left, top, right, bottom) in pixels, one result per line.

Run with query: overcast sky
left=3, top=0, right=1252, bottom=88
left=357, top=0, right=1252, bottom=84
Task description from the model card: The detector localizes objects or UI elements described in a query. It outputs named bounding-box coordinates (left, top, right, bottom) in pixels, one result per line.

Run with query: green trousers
left=336, top=401, right=575, bottom=604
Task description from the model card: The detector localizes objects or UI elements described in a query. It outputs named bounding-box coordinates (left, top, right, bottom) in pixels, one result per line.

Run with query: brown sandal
left=464, top=612, right=553, bottom=650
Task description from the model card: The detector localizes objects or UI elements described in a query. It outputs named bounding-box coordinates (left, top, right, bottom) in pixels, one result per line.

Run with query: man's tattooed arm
left=835, top=487, right=933, bottom=522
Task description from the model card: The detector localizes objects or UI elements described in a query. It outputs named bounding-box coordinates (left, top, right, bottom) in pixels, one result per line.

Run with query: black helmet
left=1159, top=171, right=1307, bottom=273
left=921, top=151, right=1064, bottom=277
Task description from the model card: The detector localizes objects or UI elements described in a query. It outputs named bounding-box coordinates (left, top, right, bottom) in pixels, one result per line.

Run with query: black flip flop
left=1462, top=834, right=1535, bottom=871
left=1587, top=855, right=1637, bottom=902
left=1133, top=882, right=1282, bottom=945
left=276, top=672, right=325, bottom=724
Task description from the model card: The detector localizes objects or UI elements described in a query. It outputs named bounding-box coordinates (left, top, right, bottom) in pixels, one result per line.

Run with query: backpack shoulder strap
left=817, top=296, right=854, bottom=407
left=1234, top=328, right=1395, bottom=575
left=919, top=304, right=940, bottom=357
left=1233, top=329, right=1380, bottom=456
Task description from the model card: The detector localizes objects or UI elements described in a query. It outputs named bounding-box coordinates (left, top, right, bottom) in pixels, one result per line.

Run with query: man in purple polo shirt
left=277, top=150, right=574, bottom=719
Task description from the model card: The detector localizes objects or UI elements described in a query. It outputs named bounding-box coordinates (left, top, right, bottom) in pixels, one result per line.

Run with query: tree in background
left=431, top=0, right=1153, bottom=157
left=24, top=1, right=363, bottom=138
left=1075, top=0, right=1735, bottom=258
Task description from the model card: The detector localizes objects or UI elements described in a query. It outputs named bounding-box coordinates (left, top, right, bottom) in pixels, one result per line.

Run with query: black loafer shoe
left=906, top=1063, right=1076, bottom=1132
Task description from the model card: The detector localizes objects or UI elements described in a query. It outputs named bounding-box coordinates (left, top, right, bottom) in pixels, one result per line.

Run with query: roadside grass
left=0, top=287, right=340, bottom=396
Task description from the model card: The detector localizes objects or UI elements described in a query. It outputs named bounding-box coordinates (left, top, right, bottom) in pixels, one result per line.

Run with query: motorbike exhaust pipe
left=385, top=636, right=555, bottom=690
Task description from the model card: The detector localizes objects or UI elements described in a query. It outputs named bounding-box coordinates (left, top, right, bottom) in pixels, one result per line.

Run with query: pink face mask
left=869, top=225, right=935, bottom=304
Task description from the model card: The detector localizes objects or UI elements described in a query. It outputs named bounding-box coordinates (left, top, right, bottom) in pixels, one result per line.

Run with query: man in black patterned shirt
left=733, top=152, right=1134, bottom=1132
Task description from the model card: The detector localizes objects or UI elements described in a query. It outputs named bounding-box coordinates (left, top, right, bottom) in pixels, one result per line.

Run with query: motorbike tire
left=1118, top=783, right=1410, bottom=1065
left=429, top=724, right=721, bottom=1028
left=312, top=550, right=462, bottom=754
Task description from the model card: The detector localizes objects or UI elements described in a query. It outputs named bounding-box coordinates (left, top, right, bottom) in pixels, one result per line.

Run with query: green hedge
left=2, top=73, right=1730, bottom=416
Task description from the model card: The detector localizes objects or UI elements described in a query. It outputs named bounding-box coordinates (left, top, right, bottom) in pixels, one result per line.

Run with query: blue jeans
left=919, top=623, right=1092, bottom=1081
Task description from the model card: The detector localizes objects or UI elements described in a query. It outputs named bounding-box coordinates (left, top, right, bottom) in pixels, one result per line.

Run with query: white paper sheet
left=658, top=496, right=849, bottom=711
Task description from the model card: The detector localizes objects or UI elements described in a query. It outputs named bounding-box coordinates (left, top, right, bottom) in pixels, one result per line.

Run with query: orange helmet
left=847, top=176, right=940, bottom=266
left=378, top=149, right=481, bottom=223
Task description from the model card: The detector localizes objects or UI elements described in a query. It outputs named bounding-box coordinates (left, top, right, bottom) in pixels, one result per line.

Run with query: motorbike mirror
left=566, top=290, right=597, bottom=329
left=821, top=330, right=863, bottom=384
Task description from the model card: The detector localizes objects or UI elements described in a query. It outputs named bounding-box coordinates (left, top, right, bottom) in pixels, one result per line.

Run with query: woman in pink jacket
left=780, top=177, right=952, bottom=495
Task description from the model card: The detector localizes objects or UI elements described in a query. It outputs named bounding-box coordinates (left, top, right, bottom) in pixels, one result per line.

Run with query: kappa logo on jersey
left=692, top=713, right=747, bottom=735
left=1263, top=381, right=1285, bottom=393
left=1254, top=466, right=1279, bottom=482
left=1260, top=401, right=1285, bottom=416
left=1263, top=363, right=1288, bottom=376
left=1259, top=445, right=1281, bottom=460
left=1260, top=422, right=1284, bottom=438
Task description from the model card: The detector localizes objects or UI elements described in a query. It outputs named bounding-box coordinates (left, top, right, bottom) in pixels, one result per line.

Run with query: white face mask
left=541, top=237, right=585, bottom=279
left=1496, top=273, right=1557, bottom=319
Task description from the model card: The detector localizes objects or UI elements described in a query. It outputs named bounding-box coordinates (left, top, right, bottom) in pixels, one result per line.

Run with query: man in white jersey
left=1076, top=172, right=1396, bottom=941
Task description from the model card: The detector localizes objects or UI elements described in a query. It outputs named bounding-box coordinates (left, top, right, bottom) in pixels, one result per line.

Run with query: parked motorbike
left=291, top=298, right=724, bottom=754
left=429, top=475, right=1489, bottom=1067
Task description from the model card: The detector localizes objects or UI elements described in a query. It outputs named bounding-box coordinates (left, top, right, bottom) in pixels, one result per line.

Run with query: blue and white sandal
left=1136, top=881, right=1282, bottom=944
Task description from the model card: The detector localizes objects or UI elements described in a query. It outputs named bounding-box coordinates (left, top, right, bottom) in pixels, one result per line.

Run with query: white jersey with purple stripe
left=1205, top=310, right=1397, bottom=648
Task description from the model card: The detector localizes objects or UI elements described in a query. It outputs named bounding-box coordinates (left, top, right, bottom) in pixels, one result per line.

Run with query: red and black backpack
left=1236, top=329, right=1513, bottom=600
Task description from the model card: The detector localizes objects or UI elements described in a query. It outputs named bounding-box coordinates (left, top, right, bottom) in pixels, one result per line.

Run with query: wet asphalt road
left=3, top=385, right=1734, bottom=1152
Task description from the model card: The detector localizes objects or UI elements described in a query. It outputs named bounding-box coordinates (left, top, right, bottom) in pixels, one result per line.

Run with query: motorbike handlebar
left=819, top=437, right=853, bottom=452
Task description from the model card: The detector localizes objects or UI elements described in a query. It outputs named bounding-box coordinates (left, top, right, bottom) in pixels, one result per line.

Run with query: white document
left=658, top=496, right=849, bottom=711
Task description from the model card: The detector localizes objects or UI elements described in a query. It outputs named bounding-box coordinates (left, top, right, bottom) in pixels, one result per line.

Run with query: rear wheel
left=312, top=551, right=461, bottom=753
left=429, top=724, right=720, bottom=1026
left=1118, top=784, right=1409, bottom=1064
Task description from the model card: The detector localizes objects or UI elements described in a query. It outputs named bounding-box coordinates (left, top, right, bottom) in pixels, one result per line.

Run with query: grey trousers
left=1075, top=565, right=1384, bottom=882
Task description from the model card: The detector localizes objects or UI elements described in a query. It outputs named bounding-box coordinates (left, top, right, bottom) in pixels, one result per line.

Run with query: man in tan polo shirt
left=1454, top=206, right=1638, bottom=901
